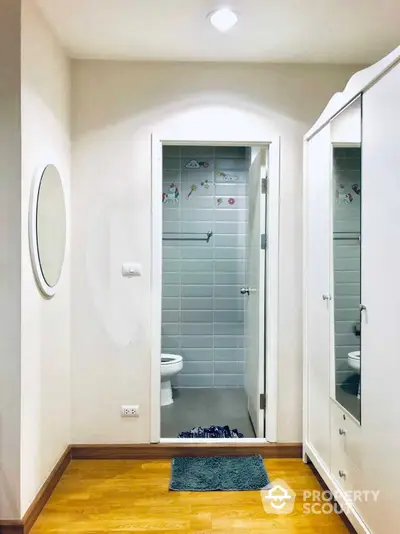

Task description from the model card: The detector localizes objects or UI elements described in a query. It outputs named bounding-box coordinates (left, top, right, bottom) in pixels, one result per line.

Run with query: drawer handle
left=339, top=428, right=347, bottom=436
left=339, top=470, right=347, bottom=480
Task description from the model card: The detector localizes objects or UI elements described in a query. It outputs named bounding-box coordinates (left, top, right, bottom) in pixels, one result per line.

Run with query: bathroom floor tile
left=161, top=387, right=256, bottom=438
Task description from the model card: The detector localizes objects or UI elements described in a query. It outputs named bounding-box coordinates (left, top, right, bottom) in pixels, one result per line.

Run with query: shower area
left=161, top=145, right=258, bottom=438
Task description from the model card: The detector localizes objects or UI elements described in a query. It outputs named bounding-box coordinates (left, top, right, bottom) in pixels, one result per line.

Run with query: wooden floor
left=31, top=459, right=352, bottom=533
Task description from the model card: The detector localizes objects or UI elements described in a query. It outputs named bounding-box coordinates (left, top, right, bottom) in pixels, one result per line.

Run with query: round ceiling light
left=208, top=7, right=239, bottom=32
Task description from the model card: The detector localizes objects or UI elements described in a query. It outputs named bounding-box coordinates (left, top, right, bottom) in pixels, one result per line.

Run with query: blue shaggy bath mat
left=178, top=425, right=244, bottom=438
left=169, top=455, right=269, bottom=491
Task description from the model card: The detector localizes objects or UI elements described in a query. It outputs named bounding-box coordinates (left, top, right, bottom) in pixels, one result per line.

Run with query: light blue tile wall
left=162, top=146, right=249, bottom=388
left=333, top=147, right=361, bottom=385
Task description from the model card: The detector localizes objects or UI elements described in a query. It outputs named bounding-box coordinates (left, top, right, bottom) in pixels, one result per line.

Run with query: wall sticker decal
left=186, top=184, right=197, bottom=199
left=185, top=159, right=200, bottom=169
left=162, top=183, right=179, bottom=204
left=217, top=171, right=239, bottom=182
left=185, top=159, right=210, bottom=169
left=337, top=184, right=354, bottom=204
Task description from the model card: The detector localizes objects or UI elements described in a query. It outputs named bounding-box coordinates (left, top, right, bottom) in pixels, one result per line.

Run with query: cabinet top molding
left=305, top=46, right=400, bottom=141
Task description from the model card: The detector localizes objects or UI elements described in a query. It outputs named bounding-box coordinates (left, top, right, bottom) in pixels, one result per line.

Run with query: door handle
left=240, top=287, right=256, bottom=295
left=360, top=303, right=367, bottom=323
left=322, top=294, right=331, bottom=301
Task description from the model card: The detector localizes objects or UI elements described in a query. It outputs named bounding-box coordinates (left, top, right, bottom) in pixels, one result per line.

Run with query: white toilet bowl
left=348, top=351, right=361, bottom=398
left=348, top=350, right=360, bottom=372
left=160, top=353, right=183, bottom=406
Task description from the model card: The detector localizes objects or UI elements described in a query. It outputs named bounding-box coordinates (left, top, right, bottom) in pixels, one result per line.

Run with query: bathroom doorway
left=151, top=136, right=280, bottom=443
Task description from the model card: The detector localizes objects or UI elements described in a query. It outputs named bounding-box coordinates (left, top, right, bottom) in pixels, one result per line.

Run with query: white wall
left=71, top=61, right=360, bottom=443
left=0, top=0, right=22, bottom=520
left=20, top=0, right=71, bottom=515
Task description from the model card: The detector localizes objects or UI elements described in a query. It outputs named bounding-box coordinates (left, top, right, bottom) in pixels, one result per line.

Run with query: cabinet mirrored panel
left=331, top=96, right=362, bottom=422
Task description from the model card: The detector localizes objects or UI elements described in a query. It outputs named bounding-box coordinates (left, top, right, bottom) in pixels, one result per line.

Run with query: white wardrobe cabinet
left=303, top=47, right=400, bottom=534
left=304, top=124, right=331, bottom=468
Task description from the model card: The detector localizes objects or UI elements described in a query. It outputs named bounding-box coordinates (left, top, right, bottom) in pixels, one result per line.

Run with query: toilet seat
left=161, top=353, right=182, bottom=365
left=348, top=350, right=360, bottom=361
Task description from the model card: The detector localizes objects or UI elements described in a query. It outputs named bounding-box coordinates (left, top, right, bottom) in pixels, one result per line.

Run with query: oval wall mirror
left=29, top=164, right=66, bottom=297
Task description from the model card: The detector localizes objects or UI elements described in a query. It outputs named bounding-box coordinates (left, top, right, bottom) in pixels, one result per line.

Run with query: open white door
left=244, top=147, right=267, bottom=437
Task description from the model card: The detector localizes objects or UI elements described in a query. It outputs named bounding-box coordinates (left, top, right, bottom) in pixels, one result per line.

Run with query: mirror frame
left=29, top=164, right=66, bottom=298
left=329, top=95, right=362, bottom=423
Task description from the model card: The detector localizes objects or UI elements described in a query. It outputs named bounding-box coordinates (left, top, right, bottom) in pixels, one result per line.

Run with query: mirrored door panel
left=330, top=96, right=362, bottom=422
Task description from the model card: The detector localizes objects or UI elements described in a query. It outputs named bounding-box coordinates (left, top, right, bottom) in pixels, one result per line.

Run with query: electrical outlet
left=121, top=405, right=139, bottom=418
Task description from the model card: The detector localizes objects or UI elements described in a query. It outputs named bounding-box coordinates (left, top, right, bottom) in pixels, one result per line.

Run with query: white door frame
left=150, top=132, right=280, bottom=443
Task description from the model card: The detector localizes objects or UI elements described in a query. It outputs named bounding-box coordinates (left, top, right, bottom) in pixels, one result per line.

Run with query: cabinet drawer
left=331, top=445, right=363, bottom=494
left=330, top=400, right=362, bottom=470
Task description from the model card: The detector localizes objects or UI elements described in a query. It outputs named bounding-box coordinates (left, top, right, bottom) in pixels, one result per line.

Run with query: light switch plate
left=122, top=262, right=142, bottom=277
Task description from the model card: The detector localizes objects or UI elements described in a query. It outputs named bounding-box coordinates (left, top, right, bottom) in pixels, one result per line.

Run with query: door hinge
left=261, top=234, right=267, bottom=250
left=261, top=177, right=267, bottom=194
left=260, top=393, right=266, bottom=410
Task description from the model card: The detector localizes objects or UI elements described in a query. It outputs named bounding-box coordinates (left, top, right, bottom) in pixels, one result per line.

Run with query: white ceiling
left=36, top=0, right=400, bottom=64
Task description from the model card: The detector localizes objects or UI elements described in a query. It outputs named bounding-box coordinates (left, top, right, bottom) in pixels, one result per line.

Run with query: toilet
left=160, top=353, right=183, bottom=406
left=348, top=351, right=361, bottom=398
